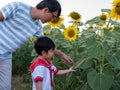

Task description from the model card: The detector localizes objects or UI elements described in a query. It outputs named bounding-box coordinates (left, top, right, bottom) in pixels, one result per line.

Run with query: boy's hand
left=69, top=67, right=76, bottom=72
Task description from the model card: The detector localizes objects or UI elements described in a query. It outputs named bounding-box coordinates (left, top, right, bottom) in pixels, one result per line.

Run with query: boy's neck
left=38, top=56, right=50, bottom=63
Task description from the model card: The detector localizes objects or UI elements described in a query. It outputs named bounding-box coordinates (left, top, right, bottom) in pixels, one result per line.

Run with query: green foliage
left=12, top=40, right=34, bottom=75
left=40, top=9, right=120, bottom=90
left=87, top=69, right=114, bottom=90
left=101, top=9, right=111, bottom=13
left=85, top=16, right=104, bottom=25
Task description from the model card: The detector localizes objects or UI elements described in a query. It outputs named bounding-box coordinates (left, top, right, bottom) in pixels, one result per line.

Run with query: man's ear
left=43, top=7, right=49, bottom=13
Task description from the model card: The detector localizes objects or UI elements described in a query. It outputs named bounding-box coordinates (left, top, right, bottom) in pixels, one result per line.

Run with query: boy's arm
left=54, top=48, right=73, bottom=63
left=36, top=81, right=42, bottom=90
left=56, top=67, right=76, bottom=75
left=0, top=11, right=4, bottom=21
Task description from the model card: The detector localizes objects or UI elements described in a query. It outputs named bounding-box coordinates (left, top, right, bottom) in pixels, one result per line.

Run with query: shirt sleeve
left=34, top=21, right=44, bottom=37
left=32, top=66, right=45, bottom=82
left=51, top=65, right=59, bottom=75
left=0, top=2, right=19, bottom=19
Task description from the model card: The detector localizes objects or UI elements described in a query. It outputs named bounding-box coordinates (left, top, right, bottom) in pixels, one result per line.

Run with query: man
left=0, top=0, right=72, bottom=89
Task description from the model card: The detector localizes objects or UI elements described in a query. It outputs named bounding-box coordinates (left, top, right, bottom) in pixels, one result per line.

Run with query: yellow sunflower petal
left=63, top=26, right=79, bottom=41
left=47, top=17, right=64, bottom=27
left=100, top=13, right=109, bottom=21
left=68, top=11, right=81, bottom=23
left=110, top=0, right=120, bottom=21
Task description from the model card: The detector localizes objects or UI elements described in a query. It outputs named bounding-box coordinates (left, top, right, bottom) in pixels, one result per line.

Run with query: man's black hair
left=36, top=0, right=61, bottom=17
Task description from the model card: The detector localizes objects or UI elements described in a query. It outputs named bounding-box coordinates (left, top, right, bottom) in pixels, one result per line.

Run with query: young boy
left=29, top=36, right=76, bottom=90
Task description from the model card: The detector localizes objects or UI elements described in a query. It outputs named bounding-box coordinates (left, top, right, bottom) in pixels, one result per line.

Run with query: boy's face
left=44, top=49, right=54, bottom=60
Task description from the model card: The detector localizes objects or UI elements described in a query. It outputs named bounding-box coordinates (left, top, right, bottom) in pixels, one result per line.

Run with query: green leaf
left=79, top=58, right=93, bottom=69
left=87, top=69, right=114, bottom=90
left=31, top=49, right=38, bottom=57
left=87, top=45, right=101, bottom=58
left=101, top=9, right=111, bottom=14
left=59, top=24, right=65, bottom=29
left=99, top=41, right=109, bottom=55
left=82, top=30, right=96, bottom=39
left=73, top=57, right=90, bottom=69
left=85, top=16, right=104, bottom=25
left=106, top=51, right=120, bottom=69
left=111, top=27, right=120, bottom=39
left=86, top=36, right=109, bottom=58
left=86, top=37, right=100, bottom=58
left=110, top=20, right=120, bottom=26
left=43, top=25, right=51, bottom=31
left=86, top=36, right=96, bottom=47
left=105, top=27, right=120, bottom=39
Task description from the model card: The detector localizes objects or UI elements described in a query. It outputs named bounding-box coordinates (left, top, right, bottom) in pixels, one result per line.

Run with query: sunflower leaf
left=85, top=16, right=104, bottom=25
left=101, top=9, right=111, bottom=14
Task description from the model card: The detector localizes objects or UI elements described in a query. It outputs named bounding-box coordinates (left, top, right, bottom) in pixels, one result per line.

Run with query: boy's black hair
left=34, top=36, right=55, bottom=55
left=36, top=0, right=61, bottom=17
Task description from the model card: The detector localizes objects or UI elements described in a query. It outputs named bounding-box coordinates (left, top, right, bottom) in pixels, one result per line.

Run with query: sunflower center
left=100, top=14, right=107, bottom=21
left=115, top=2, right=120, bottom=15
left=51, top=18, right=59, bottom=23
left=71, top=12, right=80, bottom=20
left=68, top=29, right=75, bottom=37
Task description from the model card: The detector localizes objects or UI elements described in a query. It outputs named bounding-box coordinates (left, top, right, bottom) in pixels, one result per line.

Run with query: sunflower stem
left=106, top=17, right=111, bottom=29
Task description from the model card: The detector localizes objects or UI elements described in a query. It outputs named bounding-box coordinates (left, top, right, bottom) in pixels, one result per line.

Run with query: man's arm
left=54, top=48, right=73, bottom=63
left=0, top=11, right=4, bottom=21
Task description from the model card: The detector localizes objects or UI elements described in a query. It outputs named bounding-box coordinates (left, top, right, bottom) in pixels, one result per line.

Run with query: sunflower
left=110, top=0, right=120, bottom=21
left=109, top=27, right=115, bottom=32
left=96, top=24, right=106, bottom=29
left=29, top=36, right=36, bottom=41
left=100, top=13, right=108, bottom=21
left=63, top=26, right=79, bottom=41
left=47, top=17, right=64, bottom=27
left=68, top=11, right=81, bottom=23
left=87, top=25, right=94, bottom=29
left=44, top=31, right=50, bottom=35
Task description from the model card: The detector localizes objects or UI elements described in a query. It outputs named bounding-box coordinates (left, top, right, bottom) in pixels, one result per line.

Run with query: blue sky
left=0, top=0, right=113, bottom=22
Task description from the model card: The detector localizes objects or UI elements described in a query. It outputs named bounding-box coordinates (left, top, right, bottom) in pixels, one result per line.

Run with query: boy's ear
left=41, top=50, right=46, bottom=55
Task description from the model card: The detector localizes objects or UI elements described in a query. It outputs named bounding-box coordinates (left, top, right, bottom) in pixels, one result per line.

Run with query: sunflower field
left=30, top=0, right=120, bottom=90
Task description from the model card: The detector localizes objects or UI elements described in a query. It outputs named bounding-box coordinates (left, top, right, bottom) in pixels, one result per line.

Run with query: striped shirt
left=0, top=2, right=43, bottom=58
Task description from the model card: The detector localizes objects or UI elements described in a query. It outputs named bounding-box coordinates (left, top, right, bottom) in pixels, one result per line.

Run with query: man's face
left=40, top=8, right=58, bottom=23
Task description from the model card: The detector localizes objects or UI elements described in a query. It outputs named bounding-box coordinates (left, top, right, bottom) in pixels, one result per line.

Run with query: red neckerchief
left=29, top=58, right=54, bottom=87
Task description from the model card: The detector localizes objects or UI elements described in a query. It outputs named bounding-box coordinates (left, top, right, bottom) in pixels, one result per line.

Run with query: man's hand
left=54, top=48, right=73, bottom=64
left=61, top=53, right=73, bottom=64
